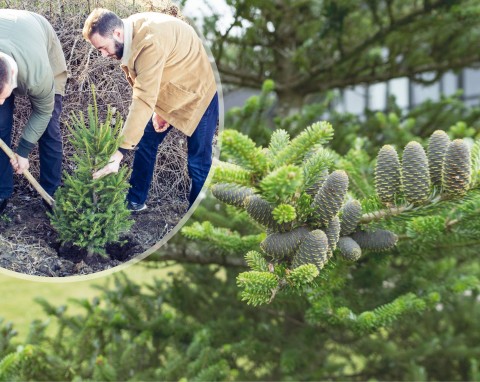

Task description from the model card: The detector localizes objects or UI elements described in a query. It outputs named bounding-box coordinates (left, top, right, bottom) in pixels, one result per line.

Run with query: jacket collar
left=121, top=18, right=133, bottom=66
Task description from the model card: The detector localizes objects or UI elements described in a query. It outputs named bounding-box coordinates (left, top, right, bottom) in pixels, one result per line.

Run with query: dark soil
left=0, top=186, right=188, bottom=278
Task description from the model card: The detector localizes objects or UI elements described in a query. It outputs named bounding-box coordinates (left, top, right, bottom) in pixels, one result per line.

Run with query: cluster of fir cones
left=212, top=130, right=472, bottom=272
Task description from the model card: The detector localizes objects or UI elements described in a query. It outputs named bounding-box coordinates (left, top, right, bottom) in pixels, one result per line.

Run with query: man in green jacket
left=0, top=9, right=67, bottom=214
left=83, top=8, right=218, bottom=211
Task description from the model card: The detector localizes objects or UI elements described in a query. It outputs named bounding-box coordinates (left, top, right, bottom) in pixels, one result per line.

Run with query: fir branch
left=211, top=159, right=254, bottom=187
left=360, top=205, right=414, bottom=224
left=220, top=130, right=269, bottom=175
left=181, top=221, right=264, bottom=254
left=274, top=121, right=334, bottom=165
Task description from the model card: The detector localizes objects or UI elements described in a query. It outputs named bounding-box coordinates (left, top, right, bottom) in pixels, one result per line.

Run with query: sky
left=182, top=0, right=234, bottom=33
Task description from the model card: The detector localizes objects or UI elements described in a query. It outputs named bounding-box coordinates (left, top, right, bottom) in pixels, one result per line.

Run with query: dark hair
left=83, top=8, right=123, bottom=41
left=0, top=57, right=11, bottom=95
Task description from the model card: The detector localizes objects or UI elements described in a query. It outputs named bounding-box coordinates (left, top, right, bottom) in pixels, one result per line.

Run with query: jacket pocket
left=161, top=82, right=200, bottom=113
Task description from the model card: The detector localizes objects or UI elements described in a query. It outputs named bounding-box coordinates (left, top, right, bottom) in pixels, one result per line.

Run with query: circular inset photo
left=0, top=1, right=222, bottom=279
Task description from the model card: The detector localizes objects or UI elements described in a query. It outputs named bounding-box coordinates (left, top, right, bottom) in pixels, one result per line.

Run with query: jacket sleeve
left=48, top=29, right=68, bottom=96
left=120, top=41, right=165, bottom=150
left=18, top=78, right=55, bottom=156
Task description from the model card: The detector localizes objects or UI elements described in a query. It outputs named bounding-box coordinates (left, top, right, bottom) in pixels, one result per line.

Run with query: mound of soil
left=0, top=186, right=188, bottom=278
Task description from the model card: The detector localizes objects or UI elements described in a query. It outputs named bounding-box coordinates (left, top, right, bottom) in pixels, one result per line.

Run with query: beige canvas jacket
left=119, top=13, right=217, bottom=150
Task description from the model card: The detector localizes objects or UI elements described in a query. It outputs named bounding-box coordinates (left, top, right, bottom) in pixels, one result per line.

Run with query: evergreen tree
left=50, top=90, right=133, bottom=256
left=202, top=0, right=480, bottom=108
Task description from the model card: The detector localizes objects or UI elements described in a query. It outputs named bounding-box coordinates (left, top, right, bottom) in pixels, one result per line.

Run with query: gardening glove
left=152, top=112, right=170, bottom=133
left=10, top=154, right=29, bottom=175
left=92, top=150, right=123, bottom=179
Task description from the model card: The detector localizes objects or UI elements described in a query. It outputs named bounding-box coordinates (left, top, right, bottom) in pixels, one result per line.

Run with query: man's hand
left=92, top=150, right=124, bottom=179
left=10, top=154, right=29, bottom=175
left=152, top=112, right=170, bottom=133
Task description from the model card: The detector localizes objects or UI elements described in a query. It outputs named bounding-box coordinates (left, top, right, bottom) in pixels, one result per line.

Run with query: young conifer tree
left=50, top=89, right=133, bottom=256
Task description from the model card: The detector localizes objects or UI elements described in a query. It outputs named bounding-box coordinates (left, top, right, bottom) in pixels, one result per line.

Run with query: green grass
left=0, top=262, right=178, bottom=342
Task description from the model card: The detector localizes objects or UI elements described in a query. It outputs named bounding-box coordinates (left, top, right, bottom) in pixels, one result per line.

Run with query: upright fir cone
left=245, top=195, right=289, bottom=232
left=427, top=130, right=450, bottom=187
left=442, top=139, right=471, bottom=197
left=211, top=183, right=255, bottom=208
left=340, top=200, right=362, bottom=236
left=306, top=169, right=329, bottom=197
left=260, top=226, right=310, bottom=261
left=375, top=145, right=401, bottom=205
left=337, top=236, right=362, bottom=261
left=292, top=229, right=329, bottom=271
left=313, top=170, right=349, bottom=227
left=350, top=229, right=398, bottom=252
left=325, top=216, right=341, bottom=255
left=402, top=141, right=431, bottom=204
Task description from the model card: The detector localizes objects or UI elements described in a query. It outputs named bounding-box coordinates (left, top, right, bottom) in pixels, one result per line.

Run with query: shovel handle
left=0, top=138, right=55, bottom=207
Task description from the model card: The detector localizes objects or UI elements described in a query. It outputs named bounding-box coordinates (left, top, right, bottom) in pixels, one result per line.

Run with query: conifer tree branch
left=149, top=243, right=248, bottom=267
left=360, top=205, right=412, bottom=224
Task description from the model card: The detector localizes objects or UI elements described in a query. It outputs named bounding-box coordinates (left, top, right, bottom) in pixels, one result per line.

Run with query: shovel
left=0, top=137, right=55, bottom=207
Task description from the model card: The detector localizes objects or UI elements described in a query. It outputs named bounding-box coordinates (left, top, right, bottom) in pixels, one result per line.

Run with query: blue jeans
left=127, top=93, right=219, bottom=207
left=0, top=94, right=63, bottom=198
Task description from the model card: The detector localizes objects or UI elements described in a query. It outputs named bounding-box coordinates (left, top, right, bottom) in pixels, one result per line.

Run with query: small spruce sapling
left=50, top=90, right=133, bottom=256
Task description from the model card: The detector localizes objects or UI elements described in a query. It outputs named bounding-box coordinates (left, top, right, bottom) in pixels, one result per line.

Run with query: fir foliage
left=211, top=161, right=253, bottom=186
left=220, top=130, right=268, bottom=175
left=260, top=165, right=303, bottom=203
left=274, top=121, right=334, bottom=165
left=272, top=203, right=297, bottom=224
left=182, top=221, right=264, bottom=255
left=237, top=271, right=279, bottom=306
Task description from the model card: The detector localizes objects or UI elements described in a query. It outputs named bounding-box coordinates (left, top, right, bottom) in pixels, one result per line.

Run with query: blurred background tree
left=200, top=0, right=480, bottom=110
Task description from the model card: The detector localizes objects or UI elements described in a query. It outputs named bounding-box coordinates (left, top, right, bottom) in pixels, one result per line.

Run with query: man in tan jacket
left=83, top=8, right=218, bottom=211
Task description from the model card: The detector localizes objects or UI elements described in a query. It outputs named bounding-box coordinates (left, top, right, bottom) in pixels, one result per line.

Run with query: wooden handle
left=0, top=138, right=55, bottom=207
